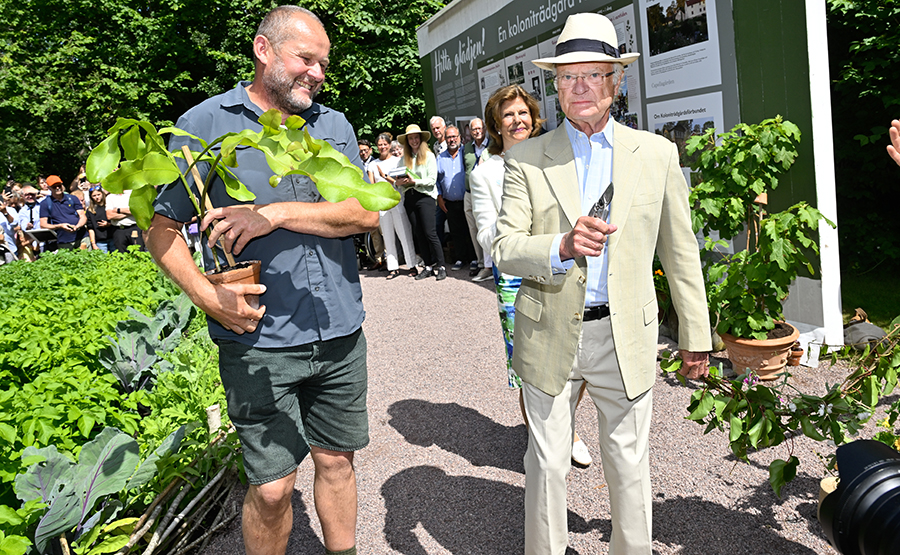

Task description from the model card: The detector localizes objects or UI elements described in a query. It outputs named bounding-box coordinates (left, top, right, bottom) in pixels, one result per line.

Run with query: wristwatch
left=117, top=208, right=121, bottom=214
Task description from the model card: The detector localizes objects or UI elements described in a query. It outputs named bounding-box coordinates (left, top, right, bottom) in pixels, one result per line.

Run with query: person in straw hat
left=394, top=123, right=447, bottom=280
left=492, top=12, right=711, bottom=555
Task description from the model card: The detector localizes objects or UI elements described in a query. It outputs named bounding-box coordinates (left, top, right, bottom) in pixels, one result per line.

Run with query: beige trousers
left=522, top=316, right=653, bottom=555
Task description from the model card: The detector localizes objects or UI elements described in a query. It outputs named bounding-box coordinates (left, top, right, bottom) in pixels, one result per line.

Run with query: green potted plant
left=663, top=318, right=900, bottom=496
left=684, top=116, right=835, bottom=379
left=86, top=108, right=399, bottom=283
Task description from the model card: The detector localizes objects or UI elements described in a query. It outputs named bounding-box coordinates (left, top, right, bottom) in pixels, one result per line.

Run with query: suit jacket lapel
left=609, top=122, right=643, bottom=259
left=541, top=127, right=581, bottom=229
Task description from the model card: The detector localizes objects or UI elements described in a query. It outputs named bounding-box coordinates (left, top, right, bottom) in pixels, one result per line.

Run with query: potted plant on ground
left=663, top=317, right=900, bottom=496
left=684, top=116, right=835, bottom=379
left=86, top=109, right=399, bottom=285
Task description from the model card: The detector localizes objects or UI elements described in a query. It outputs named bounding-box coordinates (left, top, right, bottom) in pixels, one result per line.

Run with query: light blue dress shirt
left=550, top=117, right=614, bottom=306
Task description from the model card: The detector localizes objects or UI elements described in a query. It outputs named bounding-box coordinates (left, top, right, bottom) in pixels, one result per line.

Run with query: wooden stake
left=181, top=146, right=236, bottom=268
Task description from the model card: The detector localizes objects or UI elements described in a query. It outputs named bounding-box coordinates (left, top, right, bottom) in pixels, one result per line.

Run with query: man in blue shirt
left=145, top=7, right=377, bottom=555
left=39, top=175, right=86, bottom=249
left=436, top=125, right=476, bottom=271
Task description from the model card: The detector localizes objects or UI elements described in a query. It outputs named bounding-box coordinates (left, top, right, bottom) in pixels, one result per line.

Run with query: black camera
left=818, top=439, right=900, bottom=555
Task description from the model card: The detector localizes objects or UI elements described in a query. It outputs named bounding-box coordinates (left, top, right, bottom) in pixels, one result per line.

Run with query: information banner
left=639, top=0, right=722, bottom=98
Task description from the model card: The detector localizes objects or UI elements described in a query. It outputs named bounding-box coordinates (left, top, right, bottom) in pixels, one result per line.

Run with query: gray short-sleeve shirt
left=154, top=82, right=366, bottom=348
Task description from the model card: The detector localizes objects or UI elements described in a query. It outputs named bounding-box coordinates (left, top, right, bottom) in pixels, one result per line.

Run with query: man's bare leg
left=242, top=470, right=297, bottom=555
left=310, top=446, right=357, bottom=552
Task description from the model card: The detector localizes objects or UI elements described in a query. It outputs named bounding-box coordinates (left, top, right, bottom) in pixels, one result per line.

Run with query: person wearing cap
left=394, top=123, right=446, bottom=280
left=39, top=174, right=86, bottom=250
left=492, top=12, right=711, bottom=555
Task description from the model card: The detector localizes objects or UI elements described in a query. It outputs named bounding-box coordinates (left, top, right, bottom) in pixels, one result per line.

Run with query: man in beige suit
left=492, top=13, right=712, bottom=555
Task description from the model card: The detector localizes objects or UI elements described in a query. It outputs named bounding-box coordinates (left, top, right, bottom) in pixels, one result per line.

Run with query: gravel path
left=201, top=267, right=863, bottom=554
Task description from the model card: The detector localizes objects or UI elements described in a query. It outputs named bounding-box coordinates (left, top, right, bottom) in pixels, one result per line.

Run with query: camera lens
left=818, top=440, right=900, bottom=555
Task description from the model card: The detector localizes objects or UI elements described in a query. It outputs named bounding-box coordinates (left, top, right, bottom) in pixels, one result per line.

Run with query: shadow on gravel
left=204, top=487, right=325, bottom=553
left=388, top=399, right=527, bottom=473
left=382, top=465, right=601, bottom=555
left=654, top=493, right=820, bottom=554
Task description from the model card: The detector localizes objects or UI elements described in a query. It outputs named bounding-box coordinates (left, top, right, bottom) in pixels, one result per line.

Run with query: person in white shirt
left=105, top=190, right=145, bottom=252
left=368, top=132, right=416, bottom=279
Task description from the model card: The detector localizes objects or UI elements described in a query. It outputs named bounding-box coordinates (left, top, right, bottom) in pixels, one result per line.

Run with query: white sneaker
left=472, top=267, right=493, bottom=282
left=571, top=438, right=592, bottom=467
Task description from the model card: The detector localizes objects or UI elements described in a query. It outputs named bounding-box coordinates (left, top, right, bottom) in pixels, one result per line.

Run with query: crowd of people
left=3, top=7, right=716, bottom=555
left=0, top=167, right=147, bottom=263
left=356, top=114, right=495, bottom=282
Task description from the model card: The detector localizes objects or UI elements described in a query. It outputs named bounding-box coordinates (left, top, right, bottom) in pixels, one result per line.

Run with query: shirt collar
left=223, top=81, right=325, bottom=122
left=563, top=116, right=614, bottom=148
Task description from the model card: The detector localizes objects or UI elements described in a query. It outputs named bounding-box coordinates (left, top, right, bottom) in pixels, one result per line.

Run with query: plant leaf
left=768, top=456, right=799, bottom=497
left=14, top=445, right=72, bottom=504
left=32, top=428, right=140, bottom=551
left=86, top=133, right=122, bottom=183
left=125, top=424, right=187, bottom=491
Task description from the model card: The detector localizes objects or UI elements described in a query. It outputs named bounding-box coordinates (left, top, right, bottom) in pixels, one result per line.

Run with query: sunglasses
left=89, top=185, right=102, bottom=192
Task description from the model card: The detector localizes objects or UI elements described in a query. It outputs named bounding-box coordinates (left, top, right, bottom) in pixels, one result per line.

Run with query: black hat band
left=555, top=38, right=619, bottom=59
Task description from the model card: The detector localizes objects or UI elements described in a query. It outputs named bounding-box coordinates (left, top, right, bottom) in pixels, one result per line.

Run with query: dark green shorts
left=217, top=328, right=369, bottom=485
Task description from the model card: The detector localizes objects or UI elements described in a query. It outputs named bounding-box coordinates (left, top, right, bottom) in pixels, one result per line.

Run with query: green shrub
left=0, top=249, right=178, bottom=504
left=0, top=302, right=235, bottom=553
left=0, top=249, right=179, bottom=384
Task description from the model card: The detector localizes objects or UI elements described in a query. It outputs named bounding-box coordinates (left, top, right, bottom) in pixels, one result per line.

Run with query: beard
left=262, top=59, right=321, bottom=115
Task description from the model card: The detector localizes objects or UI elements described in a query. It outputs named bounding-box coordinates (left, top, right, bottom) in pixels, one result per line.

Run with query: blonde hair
left=403, top=133, right=430, bottom=169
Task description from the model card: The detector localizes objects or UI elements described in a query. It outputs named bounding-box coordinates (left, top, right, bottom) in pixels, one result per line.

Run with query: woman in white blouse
left=368, top=132, right=417, bottom=279
left=470, top=85, right=594, bottom=467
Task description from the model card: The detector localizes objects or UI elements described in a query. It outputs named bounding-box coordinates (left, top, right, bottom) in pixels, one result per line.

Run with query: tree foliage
left=827, top=0, right=900, bottom=270
left=0, top=0, right=444, bottom=182
left=308, top=0, right=446, bottom=140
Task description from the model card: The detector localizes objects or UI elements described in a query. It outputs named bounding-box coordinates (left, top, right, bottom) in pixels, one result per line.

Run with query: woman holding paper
left=394, top=124, right=445, bottom=280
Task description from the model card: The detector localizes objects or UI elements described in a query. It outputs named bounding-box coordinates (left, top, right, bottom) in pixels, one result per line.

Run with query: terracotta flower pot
left=205, top=260, right=262, bottom=308
left=818, top=476, right=839, bottom=523
left=720, top=322, right=800, bottom=380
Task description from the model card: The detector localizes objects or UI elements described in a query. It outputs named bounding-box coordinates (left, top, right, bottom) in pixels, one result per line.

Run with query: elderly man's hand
left=888, top=119, right=900, bottom=167
left=678, top=350, right=710, bottom=379
left=560, top=216, right=617, bottom=260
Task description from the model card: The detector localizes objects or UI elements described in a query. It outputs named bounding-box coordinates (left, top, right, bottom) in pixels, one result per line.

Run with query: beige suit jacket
left=492, top=122, right=712, bottom=399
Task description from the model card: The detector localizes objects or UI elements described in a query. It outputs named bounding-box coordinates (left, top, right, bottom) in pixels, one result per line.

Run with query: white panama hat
left=532, top=12, right=640, bottom=71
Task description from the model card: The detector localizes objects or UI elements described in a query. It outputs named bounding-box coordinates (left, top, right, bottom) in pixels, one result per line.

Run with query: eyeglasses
left=554, top=71, right=616, bottom=90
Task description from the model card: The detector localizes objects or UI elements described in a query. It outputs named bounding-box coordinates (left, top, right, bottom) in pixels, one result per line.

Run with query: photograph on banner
left=648, top=91, right=723, bottom=173
left=649, top=92, right=729, bottom=252
left=639, top=0, right=722, bottom=98
left=607, top=2, right=642, bottom=129
left=537, top=33, right=562, bottom=129
left=504, top=43, right=542, bottom=105
left=477, top=56, right=508, bottom=113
